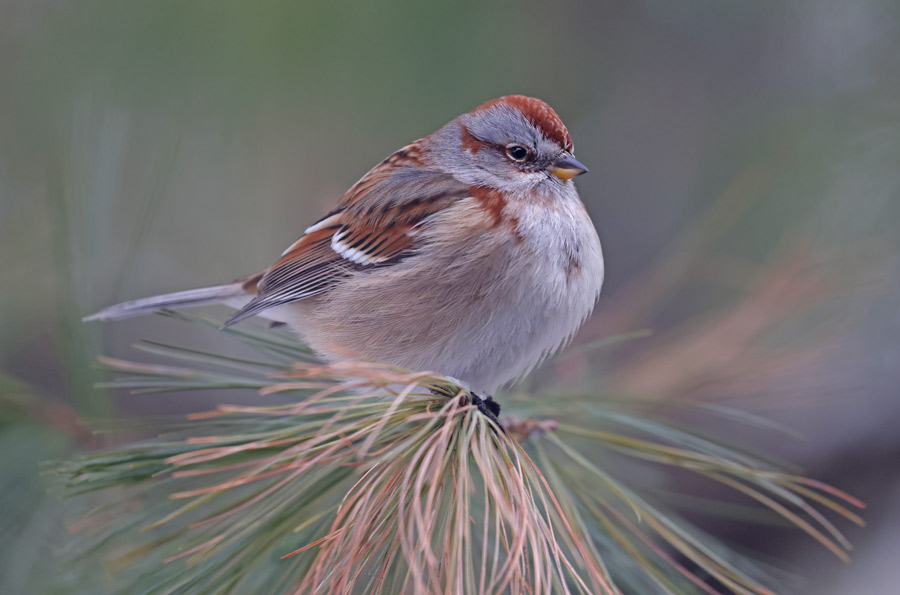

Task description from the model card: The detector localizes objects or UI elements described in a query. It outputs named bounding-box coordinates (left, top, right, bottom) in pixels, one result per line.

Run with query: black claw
left=429, top=388, right=505, bottom=433
left=482, top=396, right=501, bottom=418
left=470, top=394, right=505, bottom=434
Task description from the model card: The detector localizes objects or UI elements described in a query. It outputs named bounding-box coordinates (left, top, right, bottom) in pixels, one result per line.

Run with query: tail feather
left=83, top=283, right=249, bottom=322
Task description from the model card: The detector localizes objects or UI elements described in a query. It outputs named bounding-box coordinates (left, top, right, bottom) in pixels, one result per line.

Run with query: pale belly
left=286, top=198, right=604, bottom=395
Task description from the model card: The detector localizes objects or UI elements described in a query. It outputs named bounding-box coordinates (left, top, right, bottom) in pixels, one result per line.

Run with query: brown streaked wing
left=224, top=150, right=467, bottom=326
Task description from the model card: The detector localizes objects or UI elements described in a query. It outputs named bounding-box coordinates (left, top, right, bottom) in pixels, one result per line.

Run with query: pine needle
left=53, top=315, right=864, bottom=594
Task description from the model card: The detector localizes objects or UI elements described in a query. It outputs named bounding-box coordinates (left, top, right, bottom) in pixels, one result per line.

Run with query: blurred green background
left=1, top=1, right=898, bottom=593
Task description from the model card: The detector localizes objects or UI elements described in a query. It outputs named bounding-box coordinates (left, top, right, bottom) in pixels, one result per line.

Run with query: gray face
left=464, top=103, right=567, bottom=173
left=428, top=103, right=575, bottom=195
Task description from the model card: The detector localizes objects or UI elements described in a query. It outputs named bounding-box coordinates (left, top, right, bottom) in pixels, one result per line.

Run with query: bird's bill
left=549, top=153, right=589, bottom=180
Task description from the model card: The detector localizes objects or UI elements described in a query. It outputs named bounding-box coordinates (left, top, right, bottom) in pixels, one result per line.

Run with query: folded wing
left=225, top=144, right=466, bottom=326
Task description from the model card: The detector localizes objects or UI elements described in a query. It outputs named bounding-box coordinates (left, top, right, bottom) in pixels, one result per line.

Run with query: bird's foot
left=429, top=386, right=504, bottom=432
left=469, top=393, right=505, bottom=433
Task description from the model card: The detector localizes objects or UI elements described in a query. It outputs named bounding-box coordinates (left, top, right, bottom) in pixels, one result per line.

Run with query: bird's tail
left=83, top=283, right=250, bottom=323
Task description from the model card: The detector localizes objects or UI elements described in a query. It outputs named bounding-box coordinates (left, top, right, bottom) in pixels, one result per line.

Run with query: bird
left=85, top=95, right=605, bottom=425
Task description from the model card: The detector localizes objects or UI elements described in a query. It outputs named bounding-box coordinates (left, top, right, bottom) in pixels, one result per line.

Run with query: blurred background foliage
left=0, top=0, right=898, bottom=593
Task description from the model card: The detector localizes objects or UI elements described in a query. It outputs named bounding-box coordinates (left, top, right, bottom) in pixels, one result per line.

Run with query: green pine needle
left=53, top=314, right=864, bottom=594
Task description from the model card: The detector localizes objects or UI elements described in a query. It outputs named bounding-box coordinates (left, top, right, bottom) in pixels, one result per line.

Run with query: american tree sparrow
left=86, top=96, right=605, bottom=423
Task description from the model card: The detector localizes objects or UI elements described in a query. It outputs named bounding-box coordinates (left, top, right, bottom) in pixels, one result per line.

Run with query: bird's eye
left=506, top=144, right=529, bottom=162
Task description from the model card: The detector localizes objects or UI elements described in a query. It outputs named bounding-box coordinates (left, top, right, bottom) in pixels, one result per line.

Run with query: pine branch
left=53, top=314, right=864, bottom=594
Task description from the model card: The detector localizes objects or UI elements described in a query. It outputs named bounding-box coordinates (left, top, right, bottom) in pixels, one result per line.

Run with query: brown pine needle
left=57, top=331, right=865, bottom=594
